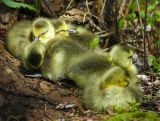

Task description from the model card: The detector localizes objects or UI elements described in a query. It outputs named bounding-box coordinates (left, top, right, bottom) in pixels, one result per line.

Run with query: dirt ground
left=0, top=39, right=103, bottom=120
left=0, top=3, right=107, bottom=121
left=0, top=38, right=107, bottom=120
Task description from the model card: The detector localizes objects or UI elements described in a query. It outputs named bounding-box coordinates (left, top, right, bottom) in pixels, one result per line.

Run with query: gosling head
left=53, top=20, right=69, bottom=36
left=23, top=41, right=46, bottom=71
left=109, top=45, right=133, bottom=66
left=84, top=66, right=142, bottom=113
left=32, top=18, right=55, bottom=44
left=109, top=45, right=137, bottom=75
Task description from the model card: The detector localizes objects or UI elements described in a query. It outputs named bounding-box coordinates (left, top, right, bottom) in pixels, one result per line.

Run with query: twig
left=88, top=18, right=102, bottom=31
left=136, top=0, right=148, bottom=70
left=42, top=0, right=56, bottom=17
left=114, top=1, right=119, bottom=42
left=136, top=0, right=143, bottom=32
left=7, top=116, right=18, bottom=121
left=100, top=31, right=115, bottom=37
left=126, top=44, right=144, bottom=53
left=66, top=0, right=74, bottom=10
left=143, top=0, right=148, bottom=70
left=95, top=31, right=106, bottom=35
left=100, top=0, right=106, bottom=15
left=83, top=13, right=87, bottom=23
left=0, top=40, right=5, bottom=45
left=86, top=0, right=91, bottom=15
left=118, top=0, right=126, bottom=17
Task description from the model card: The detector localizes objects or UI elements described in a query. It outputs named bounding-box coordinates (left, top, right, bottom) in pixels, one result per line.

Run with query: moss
left=102, top=111, right=160, bottom=121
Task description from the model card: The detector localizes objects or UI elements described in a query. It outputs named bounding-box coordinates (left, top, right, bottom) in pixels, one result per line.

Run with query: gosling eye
left=128, top=55, right=132, bottom=59
left=117, top=80, right=129, bottom=87
left=32, top=30, right=48, bottom=42
left=124, top=80, right=129, bottom=87
left=56, top=29, right=66, bottom=34
left=40, top=30, right=48, bottom=36
left=117, top=80, right=123, bottom=85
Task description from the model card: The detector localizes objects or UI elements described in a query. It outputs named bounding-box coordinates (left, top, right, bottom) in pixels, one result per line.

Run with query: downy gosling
left=7, top=20, right=32, bottom=59
left=39, top=35, right=142, bottom=112
left=7, top=18, right=142, bottom=113
left=82, top=50, right=141, bottom=112
left=24, top=19, right=77, bottom=71
left=7, top=18, right=71, bottom=71
left=23, top=20, right=99, bottom=71
left=7, top=17, right=55, bottom=59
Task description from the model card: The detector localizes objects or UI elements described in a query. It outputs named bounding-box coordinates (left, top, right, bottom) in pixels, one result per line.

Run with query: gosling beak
left=68, top=29, right=77, bottom=34
left=34, top=37, right=39, bottom=42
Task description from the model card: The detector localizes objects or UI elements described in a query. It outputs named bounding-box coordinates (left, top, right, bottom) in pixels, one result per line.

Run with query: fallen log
left=0, top=42, right=80, bottom=107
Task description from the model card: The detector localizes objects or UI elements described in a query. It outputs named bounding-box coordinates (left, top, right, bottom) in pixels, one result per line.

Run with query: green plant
left=89, top=37, right=100, bottom=49
left=118, top=19, right=127, bottom=30
left=148, top=55, right=160, bottom=73
left=0, top=0, right=38, bottom=12
left=140, top=0, right=159, bottom=26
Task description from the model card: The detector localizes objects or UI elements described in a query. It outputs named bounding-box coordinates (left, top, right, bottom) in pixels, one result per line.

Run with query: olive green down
left=7, top=17, right=142, bottom=112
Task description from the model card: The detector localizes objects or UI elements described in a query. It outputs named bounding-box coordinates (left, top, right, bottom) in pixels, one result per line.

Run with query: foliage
left=118, top=19, right=127, bottom=30
left=148, top=55, right=160, bottom=74
left=89, top=37, right=100, bottom=49
left=118, top=0, right=160, bottom=73
left=102, top=111, right=160, bottom=121
left=0, top=0, right=38, bottom=12
left=119, top=0, right=160, bottom=30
